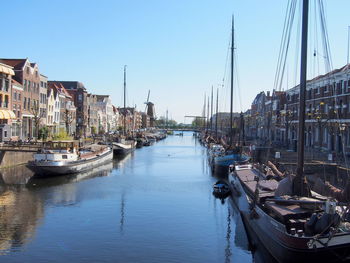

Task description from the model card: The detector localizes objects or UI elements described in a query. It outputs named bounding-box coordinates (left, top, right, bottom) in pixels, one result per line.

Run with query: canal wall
left=0, top=150, right=34, bottom=169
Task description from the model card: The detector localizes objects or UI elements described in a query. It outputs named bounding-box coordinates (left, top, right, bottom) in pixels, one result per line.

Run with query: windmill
left=144, top=90, right=155, bottom=127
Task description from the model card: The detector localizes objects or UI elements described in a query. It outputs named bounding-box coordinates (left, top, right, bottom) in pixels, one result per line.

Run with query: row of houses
left=244, top=63, right=350, bottom=154
left=0, top=58, right=152, bottom=142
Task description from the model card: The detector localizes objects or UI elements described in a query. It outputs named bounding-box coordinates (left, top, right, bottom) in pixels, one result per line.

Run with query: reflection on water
left=225, top=207, right=232, bottom=263
left=0, top=187, right=44, bottom=255
left=0, top=165, right=34, bottom=185
left=0, top=132, right=258, bottom=263
left=27, top=162, right=114, bottom=188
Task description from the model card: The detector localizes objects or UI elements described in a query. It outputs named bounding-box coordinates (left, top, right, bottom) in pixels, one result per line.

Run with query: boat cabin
left=34, top=141, right=79, bottom=162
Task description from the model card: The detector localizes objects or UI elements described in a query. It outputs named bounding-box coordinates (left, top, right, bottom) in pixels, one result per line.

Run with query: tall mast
left=203, top=94, right=206, bottom=131
left=207, top=95, right=210, bottom=132
left=215, top=88, right=219, bottom=139
left=123, top=65, right=127, bottom=136
left=230, top=16, right=234, bottom=147
left=166, top=109, right=168, bottom=129
left=296, top=0, right=309, bottom=195
left=210, top=86, right=213, bottom=131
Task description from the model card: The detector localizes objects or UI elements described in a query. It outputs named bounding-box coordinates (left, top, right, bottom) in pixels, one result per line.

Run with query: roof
left=0, top=59, right=27, bottom=70
left=96, top=95, right=110, bottom=102
left=49, top=81, right=86, bottom=91
left=12, top=79, right=22, bottom=86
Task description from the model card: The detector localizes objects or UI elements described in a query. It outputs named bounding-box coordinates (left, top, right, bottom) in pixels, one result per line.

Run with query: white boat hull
left=27, top=148, right=113, bottom=176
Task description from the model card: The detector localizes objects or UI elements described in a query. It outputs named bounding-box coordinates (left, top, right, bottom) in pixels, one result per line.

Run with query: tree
left=30, top=101, right=41, bottom=140
left=191, top=117, right=205, bottom=128
left=38, top=126, right=49, bottom=141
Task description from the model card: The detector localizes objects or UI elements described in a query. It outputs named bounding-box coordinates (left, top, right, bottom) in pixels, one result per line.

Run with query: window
left=323, top=127, right=328, bottom=143
left=18, top=93, right=21, bottom=101
left=28, top=98, right=30, bottom=110
left=24, top=97, right=27, bottom=109
left=4, top=95, right=8, bottom=108
left=78, top=94, right=82, bottom=101
left=14, top=92, right=17, bottom=101
left=4, top=131, right=7, bottom=138
left=28, top=81, right=31, bottom=92
left=62, top=155, right=68, bottom=159
left=26, top=67, right=30, bottom=74
left=4, top=79, right=9, bottom=92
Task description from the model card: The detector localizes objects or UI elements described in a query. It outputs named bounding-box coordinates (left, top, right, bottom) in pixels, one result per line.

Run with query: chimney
left=267, top=91, right=270, bottom=97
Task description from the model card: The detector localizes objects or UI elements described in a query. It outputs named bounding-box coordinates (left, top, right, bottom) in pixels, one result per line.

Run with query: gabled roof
left=96, top=95, right=109, bottom=102
left=0, top=59, right=27, bottom=70
left=12, top=79, right=22, bottom=86
left=49, top=81, right=86, bottom=91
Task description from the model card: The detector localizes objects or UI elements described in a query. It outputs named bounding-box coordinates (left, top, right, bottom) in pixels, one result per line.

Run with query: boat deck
left=235, top=168, right=278, bottom=200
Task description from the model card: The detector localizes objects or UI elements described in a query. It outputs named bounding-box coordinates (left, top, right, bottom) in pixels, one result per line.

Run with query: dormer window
left=26, top=67, right=30, bottom=74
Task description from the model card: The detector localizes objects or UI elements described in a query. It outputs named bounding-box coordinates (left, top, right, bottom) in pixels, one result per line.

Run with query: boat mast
left=215, top=88, right=219, bottom=140
left=123, top=65, right=127, bottom=136
left=210, top=86, right=213, bottom=131
left=296, top=0, right=309, bottom=195
left=207, top=95, right=210, bottom=132
left=203, top=94, right=206, bottom=132
left=230, top=16, right=234, bottom=147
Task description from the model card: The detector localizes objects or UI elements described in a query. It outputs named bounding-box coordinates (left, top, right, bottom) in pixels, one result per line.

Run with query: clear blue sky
left=2, top=0, right=350, bottom=122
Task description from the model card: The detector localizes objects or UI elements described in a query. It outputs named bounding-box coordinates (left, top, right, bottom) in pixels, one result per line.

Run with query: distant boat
left=114, top=65, right=136, bottom=156
left=27, top=141, right=113, bottom=176
left=113, top=139, right=137, bottom=155
left=213, top=150, right=250, bottom=169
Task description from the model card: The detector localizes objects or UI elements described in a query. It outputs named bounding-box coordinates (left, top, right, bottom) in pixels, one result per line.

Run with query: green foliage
left=191, top=117, right=205, bottom=127
left=38, top=126, right=49, bottom=141
left=91, top=126, right=97, bottom=135
left=52, top=128, right=73, bottom=140
left=155, top=116, right=178, bottom=128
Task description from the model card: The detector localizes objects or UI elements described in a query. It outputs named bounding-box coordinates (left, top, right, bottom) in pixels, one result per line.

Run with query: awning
left=0, top=65, right=15, bottom=76
left=0, top=110, right=16, bottom=119
left=22, top=114, right=34, bottom=118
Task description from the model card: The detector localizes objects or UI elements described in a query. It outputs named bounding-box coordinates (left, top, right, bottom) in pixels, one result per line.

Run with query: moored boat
left=27, top=141, right=113, bottom=177
left=213, top=180, right=231, bottom=198
left=228, top=2, right=350, bottom=261
left=112, top=139, right=137, bottom=155
left=229, top=164, right=350, bottom=262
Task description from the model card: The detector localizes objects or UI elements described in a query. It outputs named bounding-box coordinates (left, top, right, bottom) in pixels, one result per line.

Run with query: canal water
left=0, top=132, right=273, bottom=263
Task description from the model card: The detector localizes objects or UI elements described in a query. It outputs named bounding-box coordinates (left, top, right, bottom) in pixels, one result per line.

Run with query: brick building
left=0, top=59, right=41, bottom=139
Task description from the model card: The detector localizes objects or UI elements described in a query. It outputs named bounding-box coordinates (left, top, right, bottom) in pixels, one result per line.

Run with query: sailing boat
left=210, top=17, right=249, bottom=174
left=113, top=65, right=137, bottom=156
left=229, top=1, right=350, bottom=262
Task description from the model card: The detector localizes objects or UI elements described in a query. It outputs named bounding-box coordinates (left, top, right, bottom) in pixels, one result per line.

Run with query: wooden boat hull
left=229, top=168, right=350, bottom=263
left=27, top=148, right=113, bottom=177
